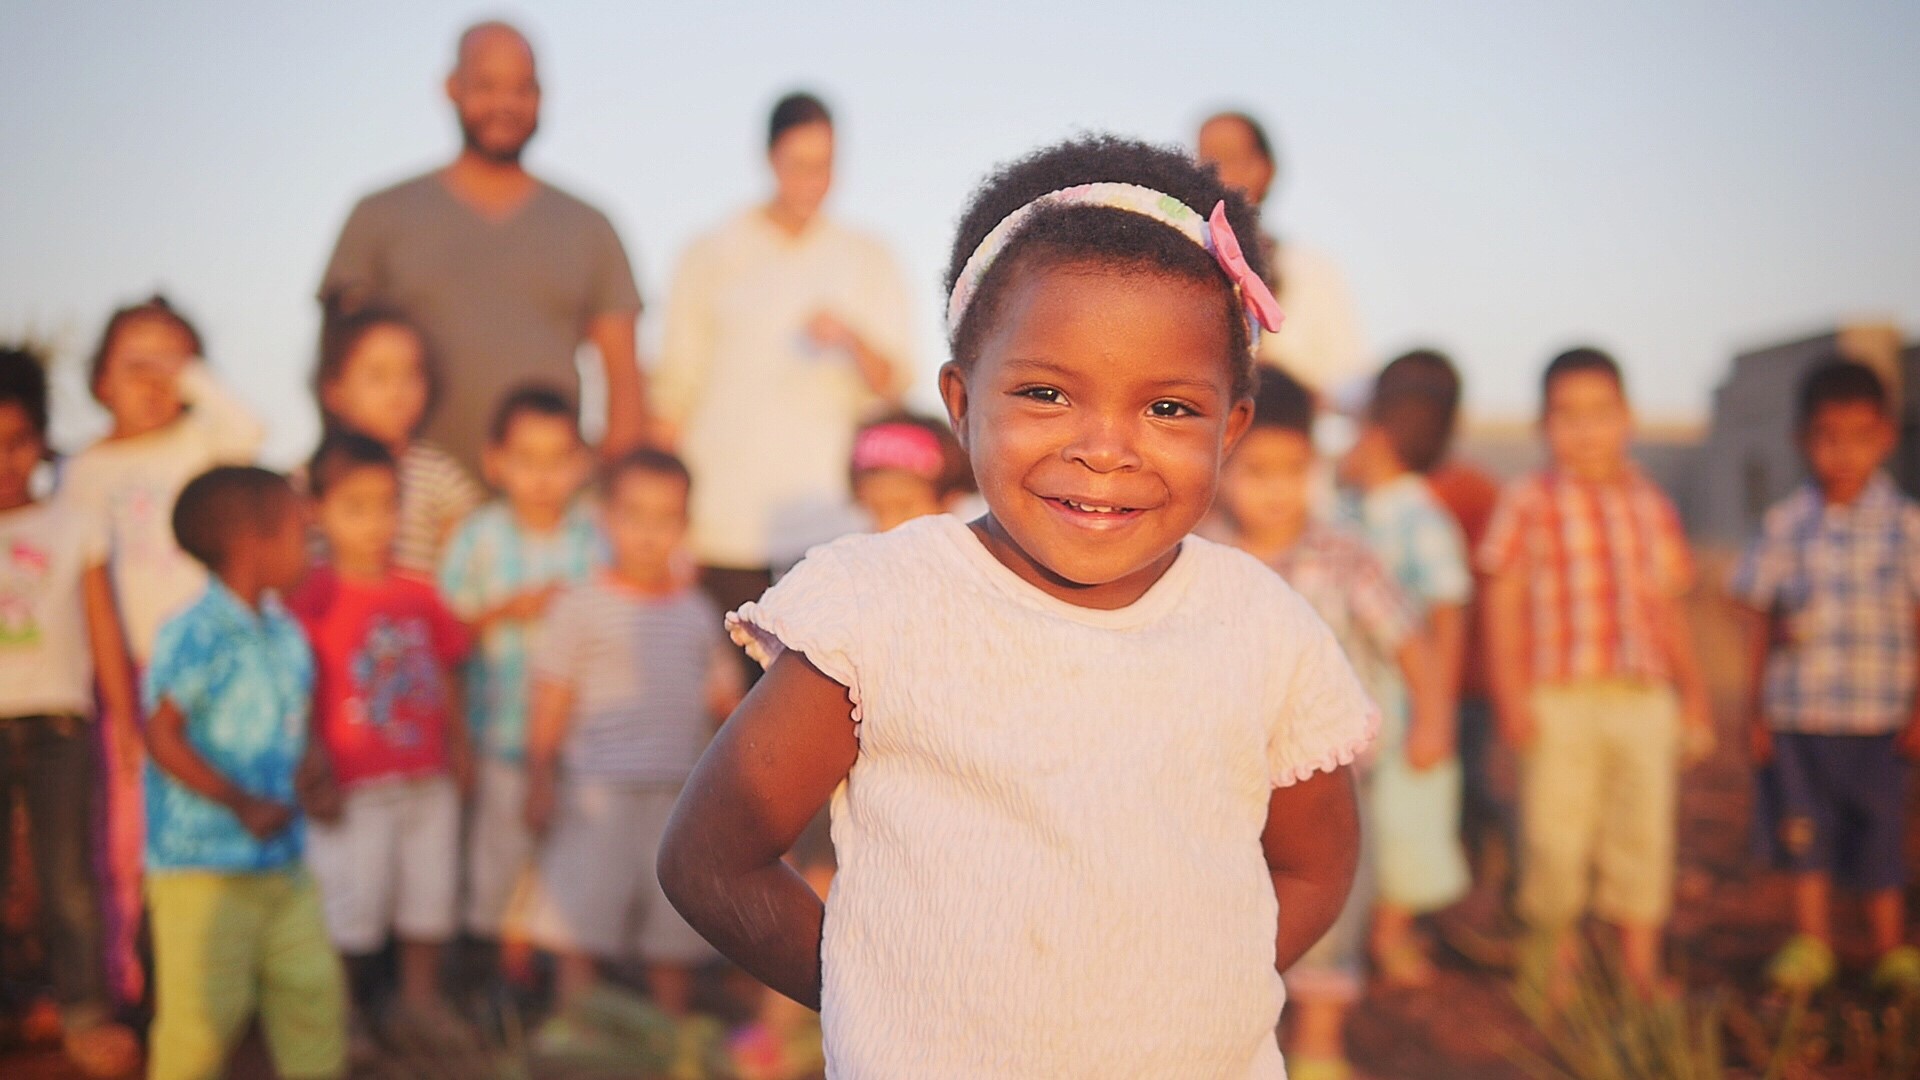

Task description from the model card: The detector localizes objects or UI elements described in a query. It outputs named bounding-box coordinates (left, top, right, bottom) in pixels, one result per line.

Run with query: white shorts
left=305, top=775, right=459, bottom=953
left=524, top=782, right=712, bottom=964
left=464, top=759, right=538, bottom=938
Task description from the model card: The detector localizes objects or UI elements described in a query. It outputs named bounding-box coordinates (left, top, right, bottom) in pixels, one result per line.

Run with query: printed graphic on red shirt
left=289, top=569, right=469, bottom=787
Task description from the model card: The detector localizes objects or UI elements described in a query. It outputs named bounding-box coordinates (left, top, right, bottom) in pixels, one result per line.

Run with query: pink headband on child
left=944, top=182, right=1285, bottom=348
left=852, top=423, right=947, bottom=482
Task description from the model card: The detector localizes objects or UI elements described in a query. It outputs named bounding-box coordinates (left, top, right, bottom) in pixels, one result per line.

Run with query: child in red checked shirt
left=288, top=432, right=471, bottom=1032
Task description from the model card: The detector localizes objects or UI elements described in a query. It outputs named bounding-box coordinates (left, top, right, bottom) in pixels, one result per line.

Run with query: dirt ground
left=4, top=578, right=1916, bottom=1079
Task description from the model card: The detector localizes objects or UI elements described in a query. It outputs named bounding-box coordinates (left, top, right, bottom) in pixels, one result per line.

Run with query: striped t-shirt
left=530, top=579, right=724, bottom=784
left=396, top=442, right=484, bottom=577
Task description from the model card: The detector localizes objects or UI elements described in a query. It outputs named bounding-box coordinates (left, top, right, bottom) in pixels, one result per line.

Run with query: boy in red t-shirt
left=288, top=432, right=471, bottom=1031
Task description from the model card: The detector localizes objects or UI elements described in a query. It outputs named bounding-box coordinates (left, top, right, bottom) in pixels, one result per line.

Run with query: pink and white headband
left=852, top=422, right=947, bottom=482
left=944, top=182, right=1285, bottom=348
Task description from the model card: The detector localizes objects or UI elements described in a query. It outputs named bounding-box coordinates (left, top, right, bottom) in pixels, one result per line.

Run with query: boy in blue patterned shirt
left=1733, top=359, right=1920, bottom=993
left=142, top=466, right=347, bottom=1080
left=1336, top=350, right=1472, bottom=989
left=438, top=386, right=598, bottom=969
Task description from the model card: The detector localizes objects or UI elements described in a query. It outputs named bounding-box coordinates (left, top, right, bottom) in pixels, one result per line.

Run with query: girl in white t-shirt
left=659, top=137, right=1378, bottom=1079
left=60, top=295, right=264, bottom=1005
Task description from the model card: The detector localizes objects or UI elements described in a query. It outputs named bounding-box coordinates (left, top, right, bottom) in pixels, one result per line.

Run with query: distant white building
left=1694, top=324, right=1915, bottom=545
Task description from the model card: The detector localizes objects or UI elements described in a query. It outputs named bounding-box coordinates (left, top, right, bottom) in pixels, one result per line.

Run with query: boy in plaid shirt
left=1481, top=348, right=1712, bottom=996
left=1731, top=359, right=1920, bottom=993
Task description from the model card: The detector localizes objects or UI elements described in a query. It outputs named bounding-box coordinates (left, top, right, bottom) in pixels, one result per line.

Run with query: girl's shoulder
left=787, top=511, right=960, bottom=572
left=1176, top=533, right=1329, bottom=634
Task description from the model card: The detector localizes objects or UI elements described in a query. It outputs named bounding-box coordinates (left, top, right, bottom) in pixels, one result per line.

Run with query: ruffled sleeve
left=727, top=543, right=867, bottom=723
left=1267, top=588, right=1381, bottom=788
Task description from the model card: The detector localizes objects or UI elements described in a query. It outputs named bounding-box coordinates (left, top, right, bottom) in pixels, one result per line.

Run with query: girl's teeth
left=1065, top=500, right=1121, bottom=514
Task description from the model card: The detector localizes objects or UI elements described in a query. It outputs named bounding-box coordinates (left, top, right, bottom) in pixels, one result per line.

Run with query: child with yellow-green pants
left=142, top=466, right=347, bottom=1080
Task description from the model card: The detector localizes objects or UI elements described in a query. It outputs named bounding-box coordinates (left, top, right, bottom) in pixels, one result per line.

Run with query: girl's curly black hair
left=943, top=134, right=1269, bottom=399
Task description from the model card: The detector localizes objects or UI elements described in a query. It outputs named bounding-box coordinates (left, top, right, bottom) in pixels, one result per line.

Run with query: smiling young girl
left=659, top=136, right=1377, bottom=1077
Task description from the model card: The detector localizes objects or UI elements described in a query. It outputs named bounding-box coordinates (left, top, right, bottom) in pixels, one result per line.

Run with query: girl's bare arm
left=657, top=650, right=858, bottom=1009
left=1264, top=764, right=1361, bottom=973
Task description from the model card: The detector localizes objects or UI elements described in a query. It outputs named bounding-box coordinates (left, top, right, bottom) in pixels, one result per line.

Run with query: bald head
left=446, top=21, right=540, bottom=165
left=454, top=21, right=535, bottom=76
left=1197, top=112, right=1277, bottom=206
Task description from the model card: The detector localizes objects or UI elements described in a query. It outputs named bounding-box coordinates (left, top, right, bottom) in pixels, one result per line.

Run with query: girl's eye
left=1017, top=387, right=1063, bottom=404
left=1149, top=400, right=1198, bottom=418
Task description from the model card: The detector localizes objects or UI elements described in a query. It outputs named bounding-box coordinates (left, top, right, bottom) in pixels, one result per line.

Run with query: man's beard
left=460, top=116, right=536, bottom=165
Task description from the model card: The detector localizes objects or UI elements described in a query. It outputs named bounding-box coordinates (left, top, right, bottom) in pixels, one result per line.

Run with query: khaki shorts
left=465, top=759, right=537, bottom=938
left=525, top=782, right=712, bottom=964
left=146, top=869, right=346, bottom=1080
left=1518, top=681, right=1680, bottom=929
left=306, top=775, right=459, bottom=953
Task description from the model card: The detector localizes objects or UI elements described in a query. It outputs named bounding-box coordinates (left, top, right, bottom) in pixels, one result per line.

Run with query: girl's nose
left=1063, top=417, right=1142, bottom=474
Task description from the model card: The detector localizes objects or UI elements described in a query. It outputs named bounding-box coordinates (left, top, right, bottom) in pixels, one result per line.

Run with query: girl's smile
left=941, top=262, right=1250, bottom=610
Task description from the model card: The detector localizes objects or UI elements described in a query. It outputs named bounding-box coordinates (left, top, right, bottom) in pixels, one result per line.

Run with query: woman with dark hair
left=657, top=91, right=913, bottom=642
left=1197, top=111, right=1368, bottom=397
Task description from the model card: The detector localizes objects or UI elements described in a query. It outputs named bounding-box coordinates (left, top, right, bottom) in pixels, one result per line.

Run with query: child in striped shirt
left=522, top=449, right=741, bottom=1023
left=314, top=307, right=482, bottom=577
left=1481, top=347, right=1711, bottom=997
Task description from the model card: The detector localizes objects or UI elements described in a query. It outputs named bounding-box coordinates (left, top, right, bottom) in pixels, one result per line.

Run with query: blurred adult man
left=320, top=21, right=650, bottom=468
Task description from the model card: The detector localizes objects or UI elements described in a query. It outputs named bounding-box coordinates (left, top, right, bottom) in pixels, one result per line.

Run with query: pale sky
left=3, top=0, right=1915, bottom=465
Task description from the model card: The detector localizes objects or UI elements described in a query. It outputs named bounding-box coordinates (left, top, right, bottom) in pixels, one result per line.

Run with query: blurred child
left=439, top=386, right=598, bottom=972
left=522, top=450, right=740, bottom=1023
left=61, top=295, right=265, bottom=1003
left=1732, top=359, right=1920, bottom=993
left=1391, top=352, right=1518, bottom=910
left=1220, top=367, right=1443, bottom=1080
left=1337, top=351, right=1472, bottom=987
left=142, top=466, right=346, bottom=1080
left=0, top=347, right=139, bottom=1076
left=1481, top=347, right=1711, bottom=996
left=849, top=413, right=972, bottom=533
left=288, top=433, right=471, bottom=1030
left=314, top=308, right=482, bottom=576
left=660, top=137, right=1376, bottom=1077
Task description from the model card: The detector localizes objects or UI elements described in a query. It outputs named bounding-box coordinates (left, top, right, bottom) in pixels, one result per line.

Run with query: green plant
left=1502, top=944, right=1729, bottom=1080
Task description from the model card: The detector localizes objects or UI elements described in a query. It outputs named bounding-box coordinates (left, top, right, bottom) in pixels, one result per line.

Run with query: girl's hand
left=805, top=311, right=856, bottom=352
left=450, top=741, right=476, bottom=797
left=1680, top=695, right=1716, bottom=766
left=500, top=586, right=559, bottom=623
left=1496, top=701, right=1537, bottom=749
left=1897, top=717, right=1920, bottom=761
left=1404, top=718, right=1454, bottom=771
left=295, top=749, right=342, bottom=825
left=234, top=796, right=296, bottom=840
left=105, top=707, right=143, bottom=777
left=524, top=768, right=557, bottom=835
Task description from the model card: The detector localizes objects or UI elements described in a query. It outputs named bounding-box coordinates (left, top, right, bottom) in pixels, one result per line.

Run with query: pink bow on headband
left=1207, top=201, right=1285, bottom=336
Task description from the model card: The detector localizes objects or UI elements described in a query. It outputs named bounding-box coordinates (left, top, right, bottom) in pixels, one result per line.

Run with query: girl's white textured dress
left=731, top=514, right=1377, bottom=1079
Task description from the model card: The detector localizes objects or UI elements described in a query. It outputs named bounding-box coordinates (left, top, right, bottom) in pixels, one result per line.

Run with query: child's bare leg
left=1617, top=921, right=1664, bottom=993
left=1370, top=902, right=1433, bottom=987
left=554, top=951, right=598, bottom=1010
left=1288, top=997, right=1349, bottom=1063
left=398, top=940, right=447, bottom=1011
left=1789, top=872, right=1834, bottom=942
left=646, top=963, right=693, bottom=1018
left=1864, top=888, right=1904, bottom=955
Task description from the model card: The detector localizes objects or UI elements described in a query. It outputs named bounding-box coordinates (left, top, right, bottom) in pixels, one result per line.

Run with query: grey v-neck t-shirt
left=319, top=172, right=642, bottom=467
